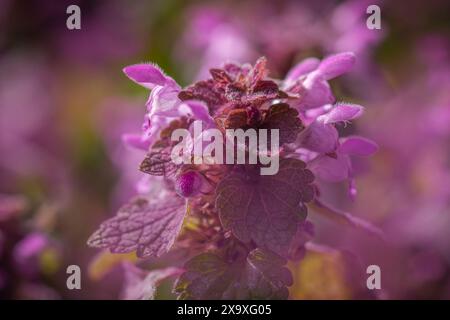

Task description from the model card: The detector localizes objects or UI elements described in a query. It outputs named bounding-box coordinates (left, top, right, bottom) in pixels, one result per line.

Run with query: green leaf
left=174, top=248, right=292, bottom=300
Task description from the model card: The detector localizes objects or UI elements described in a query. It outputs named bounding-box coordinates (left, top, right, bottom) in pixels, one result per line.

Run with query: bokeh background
left=1, top=0, right=450, bottom=299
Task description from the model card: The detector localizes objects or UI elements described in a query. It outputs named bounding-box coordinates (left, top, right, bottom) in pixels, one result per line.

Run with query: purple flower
left=123, top=64, right=215, bottom=151
left=13, top=233, right=51, bottom=279
left=281, top=52, right=377, bottom=197
left=309, top=136, right=378, bottom=181
left=283, top=53, right=356, bottom=111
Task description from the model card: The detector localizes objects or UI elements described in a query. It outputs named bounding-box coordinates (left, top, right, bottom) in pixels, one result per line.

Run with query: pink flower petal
left=317, top=52, right=356, bottom=80
left=123, top=63, right=171, bottom=89
left=319, top=102, right=364, bottom=124
left=308, top=153, right=351, bottom=182
left=180, top=100, right=215, bottom=127
left=298, top=121, right=338, bottom=153
left=297, top=75, right=335, bottom=110
left=146, top=84, right=182, bottom=117
left=285, top=57, right=320, bottom=82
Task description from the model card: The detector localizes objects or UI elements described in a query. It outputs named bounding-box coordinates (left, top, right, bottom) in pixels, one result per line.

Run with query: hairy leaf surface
left=261, top=103, right=304, bottom=145
left=88, top=194, right=186, bottom=258
left=215, top=158, right=315, bottom=256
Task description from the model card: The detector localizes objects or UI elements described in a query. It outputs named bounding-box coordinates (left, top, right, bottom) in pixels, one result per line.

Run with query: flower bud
left=175, top=171, right=204, bottom=198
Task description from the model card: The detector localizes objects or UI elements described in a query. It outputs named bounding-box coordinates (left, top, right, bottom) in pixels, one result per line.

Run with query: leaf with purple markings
left=87, top=194, right=186, bottom=258
left=215, top=159, right=315, bottom=256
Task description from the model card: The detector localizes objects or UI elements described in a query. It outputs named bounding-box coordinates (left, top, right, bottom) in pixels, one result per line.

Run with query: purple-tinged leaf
left=178, top=80, right=225, bottom=110
left=87, top=195, right=186, bottom=258
left=224, top=83, right=246, bottom=101
left=250, top=80, right=279, bottom=99
left=140, top=150, right=177, bottom=177
left=224, top=108, right=248, bottom=129
left=174, top=252, right=236, bottom=300
left=215, top=159, right=315, bottom=256
left=209, top=68, right=232, bottom=84
left=249, top=57, right=268, bottom=87
left=261, top=103, right=304, bottom=145
left=174, top=248, right=292, bottom=300
left=244, top=249, right=293, bottom=299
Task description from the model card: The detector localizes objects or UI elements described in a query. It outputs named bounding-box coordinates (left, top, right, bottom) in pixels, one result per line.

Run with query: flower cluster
left=88, top=53, right=379, bottom=299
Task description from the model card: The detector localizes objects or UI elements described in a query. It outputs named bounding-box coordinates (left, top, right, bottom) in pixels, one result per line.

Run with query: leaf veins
left=87, top=194, right=186, bottom=258
left=215, top=158, right=315, bottom=256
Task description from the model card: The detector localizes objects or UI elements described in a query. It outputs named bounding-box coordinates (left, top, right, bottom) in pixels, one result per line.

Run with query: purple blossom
left=283, top=53, right=356, bottom=111
left=13, top=233, right=51, bottom=279
left=123, top=64, right=215, bottom=151
left=281, top=53, right=377, bottom=196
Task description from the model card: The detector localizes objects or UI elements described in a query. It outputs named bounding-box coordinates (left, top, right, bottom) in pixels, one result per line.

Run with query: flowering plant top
left=88, top=53, right=380, bottom=299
